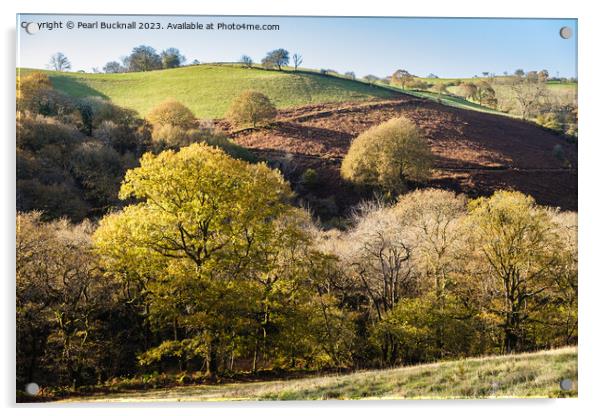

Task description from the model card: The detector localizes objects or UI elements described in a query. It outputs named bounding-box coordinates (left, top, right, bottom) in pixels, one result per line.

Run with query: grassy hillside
left=18, top=65, right=399, bottom=119
left=62, top=347, right=576, bottom=402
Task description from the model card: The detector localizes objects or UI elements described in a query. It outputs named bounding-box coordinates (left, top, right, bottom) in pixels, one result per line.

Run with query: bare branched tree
left=292, top=53, right=303, bottom=71
left=48, top=52, right=71, bottom=72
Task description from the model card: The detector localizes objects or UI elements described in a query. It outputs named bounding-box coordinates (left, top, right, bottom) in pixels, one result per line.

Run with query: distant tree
left=509, top=74, right=548, bottom=119
left=475, top=81, right=497, bottom=107
left=263, top=49, right=289, bottom=70
left=427, top=73, right=439, bottom=79
left=538, top=69, right=549, bottom=83
left=191, top=59, right=200, bottom=65
left=457, top=82, right=478, bottom=100
left=103, top=61, right=125, bottom=73
left=345, top=71, right=356, bottom=80
left=406, top=79, right=429, bottom=90
left=292, top=53, right=303, bottom=71
left=433, top=82, right=448, bottom=96
left=48, top=52, right=71, bottom=72
left=482, top=72, right=489, bottom=77
left=240, top=55, right=253, bottom=68
left=226, top=90, right=277, bottom=128
left=526, top=71, right=539, bottom=82
left=363, top=74, right=380, bottom=84
left=160, top=48, right=185, bottom=69
left=260, top=57, right=274, bottom=69
left=126, top=45, right=162, bottom=72
left=514, top=68, right=525, bottom=77
left=341, top=117, right=433, bottom=193
left=391, top=69, right=415, bottom=89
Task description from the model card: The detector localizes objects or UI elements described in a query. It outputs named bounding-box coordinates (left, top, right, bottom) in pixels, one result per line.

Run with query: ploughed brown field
left=217, top=96, right=577, bottom=213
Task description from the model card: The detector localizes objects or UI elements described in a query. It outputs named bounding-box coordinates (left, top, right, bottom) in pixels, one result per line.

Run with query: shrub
left=226, top=90, right=277, bottom=128
left=92, top=119, right=147, bottom=154
left=151, top=124, right=202, bottom=147
left=341, top=117, right=433, bottom=193
left=146, top=99, right=197, bottom=130
left=17, top=72, right=78, bottom=118
left=70, top=141, right=124, bottom=206
left=552, top=144, right=565, bottom=161
left=536, top=113, right=563, bottom=132
left=16, top=179, right=89, bottom=221
left=300, top=168, right=319, bottom=188
left=17, top=113, right=82, bottom=151
left=457, top=82, right=478, bottom=100
left=16, top=72, right=52, bottom=113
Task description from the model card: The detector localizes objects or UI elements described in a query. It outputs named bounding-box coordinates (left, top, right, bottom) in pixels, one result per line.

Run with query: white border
left=2, top=1, right=600, bottom=415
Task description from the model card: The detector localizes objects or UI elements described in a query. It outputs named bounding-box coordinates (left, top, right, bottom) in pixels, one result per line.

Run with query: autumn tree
left=509, top=73, right=549, bottom=119
left=391, top=69, right=415, bottom=89
left=475, top=81, right=498, bottom=107
left=457, top=82, right=478, bottom=101
left=464, top=191, right=574, bottom=353
left=146, top=99, right=199, bottom=146
left=226, top=90, right=277, bottom=128
left=433, top=82, right=448, bottom=97
left=341, top=117, right=433, bottom=193
left=94, top=143, right=352, bottom=376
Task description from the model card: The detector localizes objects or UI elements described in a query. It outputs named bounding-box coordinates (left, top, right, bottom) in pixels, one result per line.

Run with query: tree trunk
left=205, top=334, right=219, bottom=380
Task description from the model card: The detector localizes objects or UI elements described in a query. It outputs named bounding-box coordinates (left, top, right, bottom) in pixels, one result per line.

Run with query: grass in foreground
left=17, top=65, right=398, bottom=119
left=60, top=347, right=576, bottom=402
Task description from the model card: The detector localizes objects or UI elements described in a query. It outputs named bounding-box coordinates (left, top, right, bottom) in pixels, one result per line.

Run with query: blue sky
left=17, top=15, right=577, bottom=78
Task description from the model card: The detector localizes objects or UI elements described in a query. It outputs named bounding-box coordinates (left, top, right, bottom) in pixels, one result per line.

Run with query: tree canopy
left=341, top=117, right=433, bottom=193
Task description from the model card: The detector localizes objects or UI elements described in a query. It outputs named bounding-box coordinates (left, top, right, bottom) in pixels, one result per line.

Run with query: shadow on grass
left=49, top=74, right=109, bottom=100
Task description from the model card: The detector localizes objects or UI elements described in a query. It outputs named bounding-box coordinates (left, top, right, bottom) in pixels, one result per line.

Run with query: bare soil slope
left=219, top=97, right=577, bottom=213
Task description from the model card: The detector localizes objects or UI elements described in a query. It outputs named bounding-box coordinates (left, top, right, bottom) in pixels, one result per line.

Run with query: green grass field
left=18, top=65, right=398, bottom=119
left=17, top=65, right=577, bottom=123
left=61, top=347, right=576, bottom=402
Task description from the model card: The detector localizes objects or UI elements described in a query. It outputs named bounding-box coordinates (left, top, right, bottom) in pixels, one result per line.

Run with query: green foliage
left=371, top=294, right=486, bottom=365
left=341, top=117, right=433, bottom=193
left=226, top=90, right=277, bottom=128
